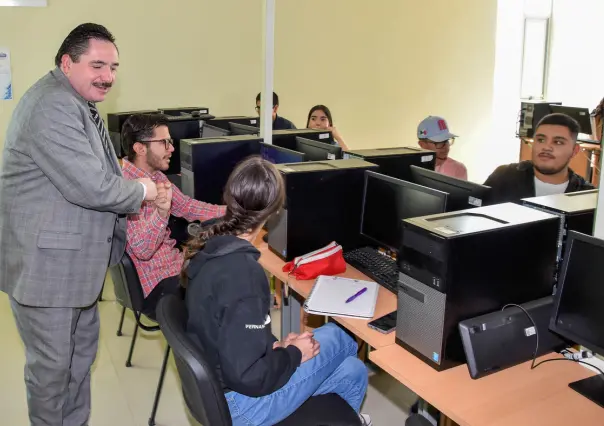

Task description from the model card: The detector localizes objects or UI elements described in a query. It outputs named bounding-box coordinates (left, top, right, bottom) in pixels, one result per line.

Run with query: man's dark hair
left=536, top=113, right=581, bottom=141
left=121, top=114, right=170, bottom=162
left=256, top=91, right=279, bottom=107
left=54, top=23, right=117, bottom=67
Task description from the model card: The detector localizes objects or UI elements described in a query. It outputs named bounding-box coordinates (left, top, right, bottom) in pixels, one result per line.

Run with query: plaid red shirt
left=122, top=160, right=226, bottom=297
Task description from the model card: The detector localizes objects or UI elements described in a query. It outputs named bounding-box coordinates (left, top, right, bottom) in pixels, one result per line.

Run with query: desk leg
left=438, top=416, right=458, bottom=426
left=280, top=285, right=302, bottom=340
left=274, top=278, right=282, bottom=309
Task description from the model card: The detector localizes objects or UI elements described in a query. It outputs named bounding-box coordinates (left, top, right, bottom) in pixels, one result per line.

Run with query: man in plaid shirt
left=121, top=114, right=226, bottom=314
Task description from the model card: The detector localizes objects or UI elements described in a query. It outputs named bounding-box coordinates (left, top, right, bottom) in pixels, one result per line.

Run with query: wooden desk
left=370, top=344, right=604, bottom=426
left=254, top=233, right=397, bottom=349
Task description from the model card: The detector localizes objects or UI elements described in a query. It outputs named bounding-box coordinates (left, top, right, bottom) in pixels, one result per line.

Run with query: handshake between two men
left=135, top=178, right=173, bottom=216
left=135, top=178, right=172, bottom=212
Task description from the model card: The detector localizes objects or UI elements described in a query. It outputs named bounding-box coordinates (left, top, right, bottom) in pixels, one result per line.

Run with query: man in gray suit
left=0, top=23, right=158, bottom=426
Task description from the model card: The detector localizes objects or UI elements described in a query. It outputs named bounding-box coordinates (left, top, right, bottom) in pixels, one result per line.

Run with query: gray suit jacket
left=0, top=68, right=144, bottom=308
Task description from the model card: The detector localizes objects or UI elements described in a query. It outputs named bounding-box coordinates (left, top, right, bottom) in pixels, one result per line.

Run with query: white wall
left=0, top=0, right=264, bottom=150
left=547, top=0, right=604, bottom=109
left=274, top=0, right=498, bottom=183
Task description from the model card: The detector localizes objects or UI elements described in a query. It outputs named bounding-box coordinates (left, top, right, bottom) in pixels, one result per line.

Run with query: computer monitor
left=550, top=106, right=593, bottom=136
left=410, top=165, right=491, bottom=212
left=166, top=118, right=202, bottom=175
left=550, top=231, right=604, bottom=408
left=181, top=137, right=261, bottom=204
left=295, top=137, right=342, bottom=161
left=229, top=122, right=260, bottom=136
left=361, top=171, right=447, bottom=252
left=260, top=143, right=306, bottom=164
left=272, top=129, right=334, bottom=151
left=202, top=124, right=231, bottom=138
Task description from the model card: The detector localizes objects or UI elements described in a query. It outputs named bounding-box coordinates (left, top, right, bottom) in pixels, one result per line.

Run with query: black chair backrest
left=156, top=295, right=232, bottom=426
left=109, top=251, right=146, bottom=312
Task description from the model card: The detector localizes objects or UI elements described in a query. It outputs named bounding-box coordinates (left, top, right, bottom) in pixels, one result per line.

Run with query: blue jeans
left=225, top=323, right=368, bottom=426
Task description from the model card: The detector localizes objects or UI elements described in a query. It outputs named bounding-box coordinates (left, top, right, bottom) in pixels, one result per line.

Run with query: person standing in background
left=0, top=23, right=157, bottom=426
left=306, top=105, right=350, bottom=150
left=417, top=116, right=468, bottom=180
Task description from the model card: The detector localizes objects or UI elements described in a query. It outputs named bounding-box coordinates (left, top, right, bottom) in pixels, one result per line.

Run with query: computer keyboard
left=344, top=247, right=399, bottom=294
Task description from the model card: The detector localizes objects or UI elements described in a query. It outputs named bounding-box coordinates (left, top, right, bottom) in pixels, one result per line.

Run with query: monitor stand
left=569, top=374, right=604, bottom=408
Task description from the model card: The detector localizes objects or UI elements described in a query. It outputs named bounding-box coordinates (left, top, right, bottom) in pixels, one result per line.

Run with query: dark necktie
left=88, top=101, right=111, bottom=153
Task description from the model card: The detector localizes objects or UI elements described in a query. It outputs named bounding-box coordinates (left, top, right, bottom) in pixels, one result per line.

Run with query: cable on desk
left=501, top=303, right=604, bottom=377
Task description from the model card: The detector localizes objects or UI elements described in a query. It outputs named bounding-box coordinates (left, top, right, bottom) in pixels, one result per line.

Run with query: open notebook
left=303, top=275, right=379, bottom=319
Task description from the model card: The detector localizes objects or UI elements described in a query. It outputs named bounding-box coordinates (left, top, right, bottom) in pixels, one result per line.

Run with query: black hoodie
left=185, top=235, right=302, bottom=397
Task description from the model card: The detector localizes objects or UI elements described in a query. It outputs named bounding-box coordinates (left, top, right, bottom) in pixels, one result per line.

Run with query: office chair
left=156, top=295, right=362, bottom=426
left=108, top=252, right=169, bottom=426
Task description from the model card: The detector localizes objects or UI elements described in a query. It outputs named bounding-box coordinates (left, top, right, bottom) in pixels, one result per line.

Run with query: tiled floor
left=0, top=276, right=416, bottom=425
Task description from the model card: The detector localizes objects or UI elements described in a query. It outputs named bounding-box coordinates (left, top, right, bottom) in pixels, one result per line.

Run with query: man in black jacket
left=484, top=113, right=594, bottom=204
left=255, top=91, right=297, bottom=130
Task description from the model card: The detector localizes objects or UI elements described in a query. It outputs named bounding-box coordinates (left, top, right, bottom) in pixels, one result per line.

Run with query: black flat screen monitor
left=550, top=231, right=604, bottom=409
left=260, top=143, right=306, bottom=164
left=229, top=122, right=260, bottom=136
left=202, top=124, right=231, bottom=138
left=189, top=139, right=260, bottom=204
left=550, top=106, right=593, bottom=135
left=361, top=171, right=447, bottom=252
left=295, top=137, right=342, bottom=161
left=410, top=165, right=491, bottom=212
left=166, top=119, right=201, bottom=175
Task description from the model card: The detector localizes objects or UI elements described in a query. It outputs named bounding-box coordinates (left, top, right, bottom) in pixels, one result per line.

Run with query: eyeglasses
left=139, top=138, right=174, bottom=150
left=255, top=105, right=276, bottom=112
left=427, top=139, right=455, bottom=149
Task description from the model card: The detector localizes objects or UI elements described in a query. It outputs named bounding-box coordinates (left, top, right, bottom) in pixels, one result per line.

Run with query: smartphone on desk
left=367, top=311, right=397, bottom=334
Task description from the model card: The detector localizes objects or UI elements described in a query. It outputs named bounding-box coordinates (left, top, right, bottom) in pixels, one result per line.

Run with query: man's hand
left=291, top=332, right=320, bottom=364
left=137, top=178, right=157, bottom=201
left=154, top=182, right=173, bottom=218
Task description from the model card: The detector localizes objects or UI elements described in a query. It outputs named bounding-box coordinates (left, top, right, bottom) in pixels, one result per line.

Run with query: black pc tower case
left=522, top=189, right=597, bottom=287
left=107, top=110, right=159, bottom=158
left=180, top=135, right=262, bottom=205
left=159, top=106, right=210, bottom=116
left=395, top=202, right=560, bottom=371
left=206, top=116, right=259, bottom=130
left=267, top=159, right=378, bottom=261
left=342, top=147, right=436, bottom=182
left=518, top=101, right=562, bottom=138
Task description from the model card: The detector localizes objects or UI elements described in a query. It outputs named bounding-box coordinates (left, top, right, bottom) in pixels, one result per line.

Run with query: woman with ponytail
left=183, top=156, right=371, bottom=426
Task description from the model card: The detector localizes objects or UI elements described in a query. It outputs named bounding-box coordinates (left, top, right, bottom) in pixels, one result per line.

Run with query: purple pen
left=345, top=287, right=367, bottom=304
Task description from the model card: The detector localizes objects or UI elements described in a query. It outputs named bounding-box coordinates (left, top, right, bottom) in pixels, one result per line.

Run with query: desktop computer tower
left=206, top=116, right=259, bottom=130
left=107, top=110, right=159, bottom=157
left=522, top=189, right=597, bottom=286
left=180, top=135, right=262, bottom=204
left=395, top=203, right=560, bottom=371
left=342, top=147, right=436, bottom=182
left=267, top=159, right=378, bottom=261
left=159, top=106, right=209, bottom=116
left=518, top=101, right=561, bottom=137
left=272, top=129, right=334, bottom=151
